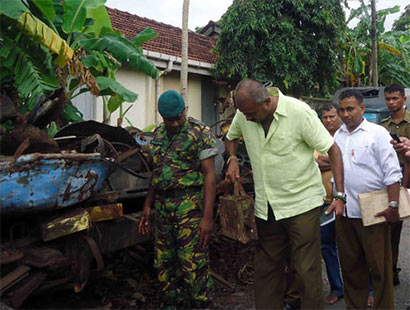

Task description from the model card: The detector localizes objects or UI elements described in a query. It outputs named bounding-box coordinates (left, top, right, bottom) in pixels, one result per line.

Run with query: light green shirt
left=227, top=88, right=334, bottom=220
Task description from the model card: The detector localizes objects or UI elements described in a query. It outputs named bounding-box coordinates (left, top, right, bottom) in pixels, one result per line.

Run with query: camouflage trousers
left=154, top=190, right=214, bottom=309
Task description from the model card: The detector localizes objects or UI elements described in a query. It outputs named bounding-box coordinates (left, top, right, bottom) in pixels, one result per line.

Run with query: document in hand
left=358, top=187, right=410, bottom=226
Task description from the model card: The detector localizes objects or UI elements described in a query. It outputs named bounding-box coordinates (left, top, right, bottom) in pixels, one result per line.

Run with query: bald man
left=225, top=79, right=344, bottom=309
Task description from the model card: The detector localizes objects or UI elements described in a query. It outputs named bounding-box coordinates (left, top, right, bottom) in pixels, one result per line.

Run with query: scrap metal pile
left=0, top=91, right=154, bottom=308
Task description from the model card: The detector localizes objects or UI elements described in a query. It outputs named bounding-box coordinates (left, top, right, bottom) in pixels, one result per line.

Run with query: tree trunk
left=181, top=0, right=189, bottom=106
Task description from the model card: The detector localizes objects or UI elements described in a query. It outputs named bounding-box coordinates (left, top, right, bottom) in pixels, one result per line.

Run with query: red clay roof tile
left=107, top=7, right=216, bottom=64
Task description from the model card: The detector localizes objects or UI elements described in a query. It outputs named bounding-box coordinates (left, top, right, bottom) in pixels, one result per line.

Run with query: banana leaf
left=96, top=76, right=138, bottom=102
left=79, top=33, right=160, bottom=80
left=17, top=12, right=73, bottom=66
left=62, top=0, right=106, bottom=34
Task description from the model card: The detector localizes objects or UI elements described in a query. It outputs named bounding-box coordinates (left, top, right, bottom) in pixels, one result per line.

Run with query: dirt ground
left=23, top=220, right=410, bottom=310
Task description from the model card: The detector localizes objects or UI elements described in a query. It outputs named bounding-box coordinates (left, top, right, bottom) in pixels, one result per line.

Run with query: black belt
left=157, top=187, right=202, bottom=199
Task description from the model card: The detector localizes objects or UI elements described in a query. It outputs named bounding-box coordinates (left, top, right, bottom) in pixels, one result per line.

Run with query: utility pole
left=370, top=0, right=378, bottom=86
left=181, top=0, right=189, bottom=105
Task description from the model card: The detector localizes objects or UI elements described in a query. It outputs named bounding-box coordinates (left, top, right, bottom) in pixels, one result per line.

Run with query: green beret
left=158, top=90, right=185, bottom=118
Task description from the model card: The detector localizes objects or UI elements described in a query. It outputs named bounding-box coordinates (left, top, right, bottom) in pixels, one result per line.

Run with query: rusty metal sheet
left=0, top=265, right=30, bottom=295
left=0, top=249, right=23, bottom=265
left=40, top=208, right=90, bottom=241
left=5, top=271, right=46, bottom=309
left=88, top=212, right=150, bottom=254
left=0, top=153, right=115, bottom=214
left=22, top=247, right=68, bottom=269
left=219, top=185, right=258, bottom=244
left=86, top=203, right=123, bottom=222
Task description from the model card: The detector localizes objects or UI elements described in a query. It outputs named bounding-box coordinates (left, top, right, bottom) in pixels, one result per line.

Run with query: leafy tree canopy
left=393, top=4, right=410, bottom=32
left=213, top=0, right=346, bottom=97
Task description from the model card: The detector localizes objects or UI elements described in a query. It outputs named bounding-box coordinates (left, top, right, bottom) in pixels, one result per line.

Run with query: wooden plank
left=210, top=269, right=234, bottom=290
left=86, top=203, right=123, bottom=222
left=0, top=265, right=30, bottom=295
left=40, top=208, right=90, bottom=241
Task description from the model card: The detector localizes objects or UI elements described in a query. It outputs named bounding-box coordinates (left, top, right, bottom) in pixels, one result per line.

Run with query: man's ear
left=360, top=103, right=365, bottom=113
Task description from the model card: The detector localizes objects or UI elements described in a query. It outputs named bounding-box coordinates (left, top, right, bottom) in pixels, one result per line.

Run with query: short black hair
left=339, top=89, right=364, bottom=104
left=320, top=103, right=339, bottom=114
left=385, top=83, right=405, bottom=97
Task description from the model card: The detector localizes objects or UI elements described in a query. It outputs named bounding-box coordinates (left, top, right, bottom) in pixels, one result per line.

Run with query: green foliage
left=62, top=0, right=105, bottom=34
left=0, top=0, right=28, bottom=18
left=340, top=2, right=410, bottom=87
left=378, top=31, right=410, bottom=86
left=0, top=36, right=59, bottom=109
left=130, top=27, right=158, bottom=46
left=393, top=5, right=410, bottom=32
left=0, top=0, right=160, bottom=133
left=96, top=76, right=138, bottom=102
left=213, top=0, right=346, bottom=96
left=79, top=32, right=160, bottom=80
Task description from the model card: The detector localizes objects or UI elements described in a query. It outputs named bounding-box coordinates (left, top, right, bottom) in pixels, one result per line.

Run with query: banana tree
left=338, top=1, right=406, bottom=86
left=0, top=0, right=160, bottom=132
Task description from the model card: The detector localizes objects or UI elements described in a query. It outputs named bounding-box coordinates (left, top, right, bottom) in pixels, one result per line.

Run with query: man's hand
left=375, top=207, right=400, bottom=222
left=225, top=157, right=240, bottom=183
left=138, top=205, right=151, bottom=235
left=391, top=136, right=410, bottom=156
left=326, top=199, right=345, bottom=218
left=198, top=216, right=213, bottom=249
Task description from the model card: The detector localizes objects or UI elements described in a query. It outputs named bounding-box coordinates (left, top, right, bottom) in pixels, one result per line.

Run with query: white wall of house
left=95, top=67, right=155, bottom=129
left=162, top=71, right=202, bottom=121
left=94, top=67, right=203, bottom=129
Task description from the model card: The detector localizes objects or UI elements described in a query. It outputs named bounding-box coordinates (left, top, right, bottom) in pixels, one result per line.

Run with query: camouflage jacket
left=149, top=117, right=218, bottom=191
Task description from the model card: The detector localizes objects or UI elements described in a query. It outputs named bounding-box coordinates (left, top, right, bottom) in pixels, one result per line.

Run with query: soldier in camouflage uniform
left=139, top=90, right=218, bottom=309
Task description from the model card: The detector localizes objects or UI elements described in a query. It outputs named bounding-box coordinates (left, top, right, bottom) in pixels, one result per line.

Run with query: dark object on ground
left=393, top=268, right=401, bottom=286
left=26, top=88, right=67, bottom=129
left=55, top=121, right=136, bottom=147
left=0, top=92, right=18, bottom=122
left=1, top=124, right=60, bottom=155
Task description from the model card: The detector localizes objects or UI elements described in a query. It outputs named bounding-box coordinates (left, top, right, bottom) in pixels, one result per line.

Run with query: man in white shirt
left=335, top=89, right=402, bottom=309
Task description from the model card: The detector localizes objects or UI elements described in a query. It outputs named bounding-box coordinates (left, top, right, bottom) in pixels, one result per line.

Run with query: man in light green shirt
left=225, top=79, right=345, bottom=309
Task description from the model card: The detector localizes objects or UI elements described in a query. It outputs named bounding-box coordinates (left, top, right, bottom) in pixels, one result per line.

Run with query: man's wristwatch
left=334, top=192, right=347, bottom=203
left=388, top=201, right=399, bottom=209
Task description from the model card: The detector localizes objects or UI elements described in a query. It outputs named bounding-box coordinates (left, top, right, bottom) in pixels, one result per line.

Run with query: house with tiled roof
left=75, top=7, right=227, bottom=130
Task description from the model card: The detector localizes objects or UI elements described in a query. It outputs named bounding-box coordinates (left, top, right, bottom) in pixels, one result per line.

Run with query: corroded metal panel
left=0, top=153, right=115, bottom=213
left=219, top=192, right=258, bottom=244
left=40, top=208, right=90, bottom=241
left=87, top=203, right=123, bottom=222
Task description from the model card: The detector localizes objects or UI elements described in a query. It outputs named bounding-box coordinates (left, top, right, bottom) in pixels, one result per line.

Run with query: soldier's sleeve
left=198, top=125, right=218, bottom=161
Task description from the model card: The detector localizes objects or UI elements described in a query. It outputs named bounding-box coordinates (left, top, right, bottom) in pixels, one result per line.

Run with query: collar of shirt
left=267, top=87, right=287, bottom=120
left=158, top=118, right=189, bottom=143
left=339, top=117, right=369, bottom=134
left=382, top=110, right=410, bottom=126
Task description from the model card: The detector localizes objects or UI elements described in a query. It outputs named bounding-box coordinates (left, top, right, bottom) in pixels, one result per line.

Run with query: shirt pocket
left=269, top=133, right=294, bottom=156
left=352, top=143, right=376, bottom=166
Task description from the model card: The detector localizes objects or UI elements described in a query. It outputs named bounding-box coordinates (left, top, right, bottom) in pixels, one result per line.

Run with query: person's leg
left=284, top=247, right=302, bottom=309
left=321, top=220, right=344, bottom=304
left=285, top=207, right=323, bottom=309
left=254, top=207, right=289, bottom=310
left=154, top=200, right=179, bottom=307
left=358, top=223, right=393, bottom=310
left=177, top=193, right=214, bottom=309
left=336, top=217, right=369, bottom=309
left=390, top=220, right=403, bottom=285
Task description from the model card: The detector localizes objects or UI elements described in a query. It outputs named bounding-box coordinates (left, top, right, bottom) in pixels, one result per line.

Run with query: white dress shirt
left=334, top=118, right=402, bottom=218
